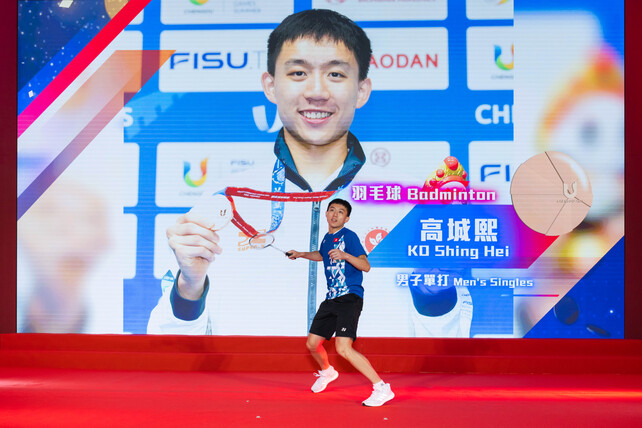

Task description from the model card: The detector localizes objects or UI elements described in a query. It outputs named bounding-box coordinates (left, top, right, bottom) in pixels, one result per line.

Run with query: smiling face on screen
left=262, top=36, right=372, bottom=152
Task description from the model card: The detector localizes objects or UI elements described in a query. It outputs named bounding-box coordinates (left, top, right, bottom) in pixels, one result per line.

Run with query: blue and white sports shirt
left=319, top=227, right=367, bottom=300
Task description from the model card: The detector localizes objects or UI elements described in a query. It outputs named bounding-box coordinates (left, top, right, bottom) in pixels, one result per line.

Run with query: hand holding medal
left=185, top=193, right=291, bottom=254
left=183, top=184, right=334, bottom=258
left=222, top=187, right=334, bottom=256
left=187, top=194, right=234, bottom=231
left=187, top=192, right=292, bottom=255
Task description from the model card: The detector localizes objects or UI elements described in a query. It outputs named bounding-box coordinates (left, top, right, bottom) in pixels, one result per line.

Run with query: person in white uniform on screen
left=147, top=9, right=472, bottom=339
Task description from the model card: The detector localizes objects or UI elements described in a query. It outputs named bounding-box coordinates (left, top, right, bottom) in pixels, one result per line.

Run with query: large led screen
left=17, top=0, right=623, bottom=338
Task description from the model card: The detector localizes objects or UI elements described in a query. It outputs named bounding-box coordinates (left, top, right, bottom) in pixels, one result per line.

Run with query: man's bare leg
left=306, top=333, right=330, bottom=370
left=334, top=336, right=382, bottom=384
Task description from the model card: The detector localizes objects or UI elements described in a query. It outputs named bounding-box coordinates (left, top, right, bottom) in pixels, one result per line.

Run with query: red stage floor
left=1, top=368, right=641, bottom=428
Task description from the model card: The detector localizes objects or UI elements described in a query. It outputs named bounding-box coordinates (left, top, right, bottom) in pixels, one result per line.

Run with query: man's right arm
left=147, top=272, right=211, bottom=334
left=287, top=250, right=323, bottom=261
left=147, top=213, right=223, bottom=334
left=168, top=213, right=222, bottom=298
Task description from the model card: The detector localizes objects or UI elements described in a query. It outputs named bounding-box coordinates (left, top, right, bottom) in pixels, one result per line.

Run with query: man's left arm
left=327, top=251, right=370, bottom=272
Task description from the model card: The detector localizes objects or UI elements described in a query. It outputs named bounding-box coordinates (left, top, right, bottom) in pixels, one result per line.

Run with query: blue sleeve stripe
left=169, top=271, right=210, bottom=321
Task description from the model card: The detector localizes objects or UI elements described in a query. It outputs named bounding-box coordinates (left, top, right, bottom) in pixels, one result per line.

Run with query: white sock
left=322, top=366, right=334, bottom=374
left=374, top=380, right=385, bottom=388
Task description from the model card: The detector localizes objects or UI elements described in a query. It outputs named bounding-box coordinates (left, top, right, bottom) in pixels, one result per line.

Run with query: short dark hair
left=267, top=9, right=372, bottom=81
left=327, top=198, right=352, bottom=217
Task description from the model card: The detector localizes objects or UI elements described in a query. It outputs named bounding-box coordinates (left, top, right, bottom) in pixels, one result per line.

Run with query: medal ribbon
left=224, top=187, right=334, bottom=237
left=222, top=160, right=334, bottom=238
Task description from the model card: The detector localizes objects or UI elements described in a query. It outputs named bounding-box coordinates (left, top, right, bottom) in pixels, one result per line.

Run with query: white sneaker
left=311, top=366, right=339, bottom=393
left=362, top=383, right=394, bottom=407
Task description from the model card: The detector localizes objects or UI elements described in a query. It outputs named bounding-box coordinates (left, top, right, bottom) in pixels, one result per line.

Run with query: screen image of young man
left=147, top=9, right=473, bottom=338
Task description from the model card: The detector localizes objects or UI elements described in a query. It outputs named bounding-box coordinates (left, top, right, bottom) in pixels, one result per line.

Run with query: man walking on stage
left=288, top=199, right=395, bottom=407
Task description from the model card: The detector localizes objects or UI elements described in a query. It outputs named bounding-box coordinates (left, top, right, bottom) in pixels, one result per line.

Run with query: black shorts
left=309, top=293, right=363, bottom=341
